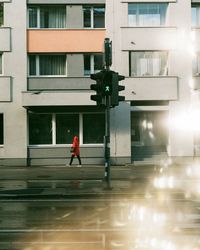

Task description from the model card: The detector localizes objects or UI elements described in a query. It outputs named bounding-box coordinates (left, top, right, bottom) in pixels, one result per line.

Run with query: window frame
left=129, top=50, right=169, bottom=77
left=28, top=112, right=105, bottom=146
left=128, top=3, right=167, bottom=27
left=28, top=54, right=68, bottom=77
left=84, top=53, right=103, bottom=75
left=192, top=5, right=200, bottom=27
left=83, top=5, right=105, bottom=29
left=28, top=5, right=67, bottom=29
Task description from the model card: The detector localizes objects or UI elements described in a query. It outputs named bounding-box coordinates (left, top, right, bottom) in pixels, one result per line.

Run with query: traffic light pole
left=104, top=38, right=112, bottom=189
left=104, top=94, right=111, bottom=189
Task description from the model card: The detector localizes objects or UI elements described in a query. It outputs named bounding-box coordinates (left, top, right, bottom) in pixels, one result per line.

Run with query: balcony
left=0, top=28, right=11, bottom=51
left=121, top=27, right=177, bottom=51
left=23, top=76, right=94, bottom=107
left=0, top=77, right=12, bottom=102
left=124, top=76, right=178, bottom=101
left=28, top=77, right=92, bottom=91
left=27, top=29, right=105, bottom=53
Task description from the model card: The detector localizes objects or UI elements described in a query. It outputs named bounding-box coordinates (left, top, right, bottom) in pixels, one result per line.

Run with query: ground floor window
left=0, top=114, right=3, bottom=145
left=28, top=112, right=105, bottom=145
left=83, top=113, right=105, bottom=143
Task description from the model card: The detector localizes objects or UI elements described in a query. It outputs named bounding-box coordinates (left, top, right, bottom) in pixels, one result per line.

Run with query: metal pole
left=104, top=95, right=111, bottom=189
left=104, top=38, right=112, bottom=189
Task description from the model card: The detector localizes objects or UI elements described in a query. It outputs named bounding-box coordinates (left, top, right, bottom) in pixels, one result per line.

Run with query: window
left=128, top=3, right=167, bottom=26
left=28, top=5, right=66, bottom=28
left=0, top=114, right=3, bottom=145
left=130, top=51, right=168, bottom=77
left=192, top=52, right=200, bottom=75
left=83, top=113, right=105, bottom=144
left=29, top=54, right=67, bottom=76
left=29, top=113, right=52, bottom=144
left=56, top=114, right=79, bottom=144
left=0, top=3, right=3, bottom=27
left=84, top=54, right=103, bottom=75
left=192, top=5, right=200, bottom=26
left=83, top=6, right=105, bottom=28
left=29, top=113, right=105, bottom=145
left=0, top=54, right=2, bottom=75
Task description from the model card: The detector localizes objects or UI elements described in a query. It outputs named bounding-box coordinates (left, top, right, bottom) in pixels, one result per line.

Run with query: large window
left=29, top=113, right=52, bottom=145
left=84, top=54, right=103, bottom=75
left=128, top=3, right=167, bottom=26
left=130, top=51, right=168, bottom=77
left=56, top=114, right=79, bottom=144
left=83, top=113, right=105, bottom=144
left=29, top=113, right=105, bottom=145
left=0, top=114, right=3, bottom=145
left=83, top=6, right=105, bottom=28
left=28, top=5, right=66, bottom=28
left=29, top=54, right=67, bottom=76
left=192, top=5, right=200, bottom=26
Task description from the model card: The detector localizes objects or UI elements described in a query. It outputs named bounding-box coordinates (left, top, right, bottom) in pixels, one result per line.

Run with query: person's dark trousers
left=69, top=155, right=82, bottom=165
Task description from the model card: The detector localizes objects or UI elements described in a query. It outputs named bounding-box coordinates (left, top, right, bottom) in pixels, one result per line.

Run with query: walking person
left=67, top=136, right=82, bottom=167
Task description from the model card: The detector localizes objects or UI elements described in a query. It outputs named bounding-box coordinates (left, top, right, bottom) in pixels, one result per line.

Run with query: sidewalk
left=0, top=159, right=197, bottom=198
left=0, top=165, right=139, bottom=198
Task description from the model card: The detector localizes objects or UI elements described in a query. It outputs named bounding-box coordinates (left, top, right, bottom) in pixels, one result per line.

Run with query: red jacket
left=71, top=136, right=80, bottom=156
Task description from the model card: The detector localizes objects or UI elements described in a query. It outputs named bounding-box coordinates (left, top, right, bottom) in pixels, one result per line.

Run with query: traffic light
left=90, top=70, right=105, bottom=106
left=111, top=72, right=125, bottom=107
left=102, top=71, right=112, bottom=96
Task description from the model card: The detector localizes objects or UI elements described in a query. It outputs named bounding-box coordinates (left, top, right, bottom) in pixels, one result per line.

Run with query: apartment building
left=0, top=0, right=199, bottom=166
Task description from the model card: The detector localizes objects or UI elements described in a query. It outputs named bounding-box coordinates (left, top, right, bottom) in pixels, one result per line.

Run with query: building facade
left=0, top=0, right=200, bottom=166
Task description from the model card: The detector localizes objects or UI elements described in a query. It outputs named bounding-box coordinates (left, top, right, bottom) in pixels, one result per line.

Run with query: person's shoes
left=66, top=164, right=71, bottom=167
left=77, top=165, right=82, bottom=167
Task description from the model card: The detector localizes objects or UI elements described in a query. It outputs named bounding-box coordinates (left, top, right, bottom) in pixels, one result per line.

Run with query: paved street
left=0, top=162, right=200, bottom=249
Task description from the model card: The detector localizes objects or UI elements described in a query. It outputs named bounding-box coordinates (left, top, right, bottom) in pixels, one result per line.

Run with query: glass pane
left=40, top=6, right=66, bottom=28
left=29, top=6, right=37, bottom=28
left=29, top=113, right=52, bottom=145
left=56, top=114, right=79, bottom=144
left=94, top=54, right=103, bottom=72
left=83, top=7, right=91, bottom=28
left=39, top=55, right=66, bottom=75
left=192, top=8, right=197, bottom=26
left=0, top=54, right=2, bottom=75
left=84, top=54, right=91, bottom=75
left=128, top=4, right=137, bottom=26
left=83, top=113, right=105, bottom=144
left=0, top=3, right=3, bottom=27
left=131, top=3, right=167, bottom=26
left=29, top=55, right=36, bottom=75
left=0, top=114, right=3, bottom=144
left=130, top=51, right=168, bottom=76
left=94, top=7, right=105, bottom=28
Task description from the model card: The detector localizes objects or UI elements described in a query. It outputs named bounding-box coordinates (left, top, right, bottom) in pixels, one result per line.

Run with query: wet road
left=0, top=191, right=200, bottom=250
left=1, top=162, right=200, bottom=249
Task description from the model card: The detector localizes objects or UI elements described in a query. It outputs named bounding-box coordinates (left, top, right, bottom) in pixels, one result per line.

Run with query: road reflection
left=1, top=161, right=200, bottom=249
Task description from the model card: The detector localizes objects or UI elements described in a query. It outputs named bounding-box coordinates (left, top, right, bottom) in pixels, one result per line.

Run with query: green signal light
left=105, top=86, right=110, bottom=92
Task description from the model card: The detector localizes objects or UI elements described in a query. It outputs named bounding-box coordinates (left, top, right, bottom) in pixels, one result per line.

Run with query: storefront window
left=56, top=114, right=79, bottom=144
left=29, top=112, right=104, bottom=145
left=29, top=113, right=52, bottom=144
left=83, top=113, right=105, bottom=144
